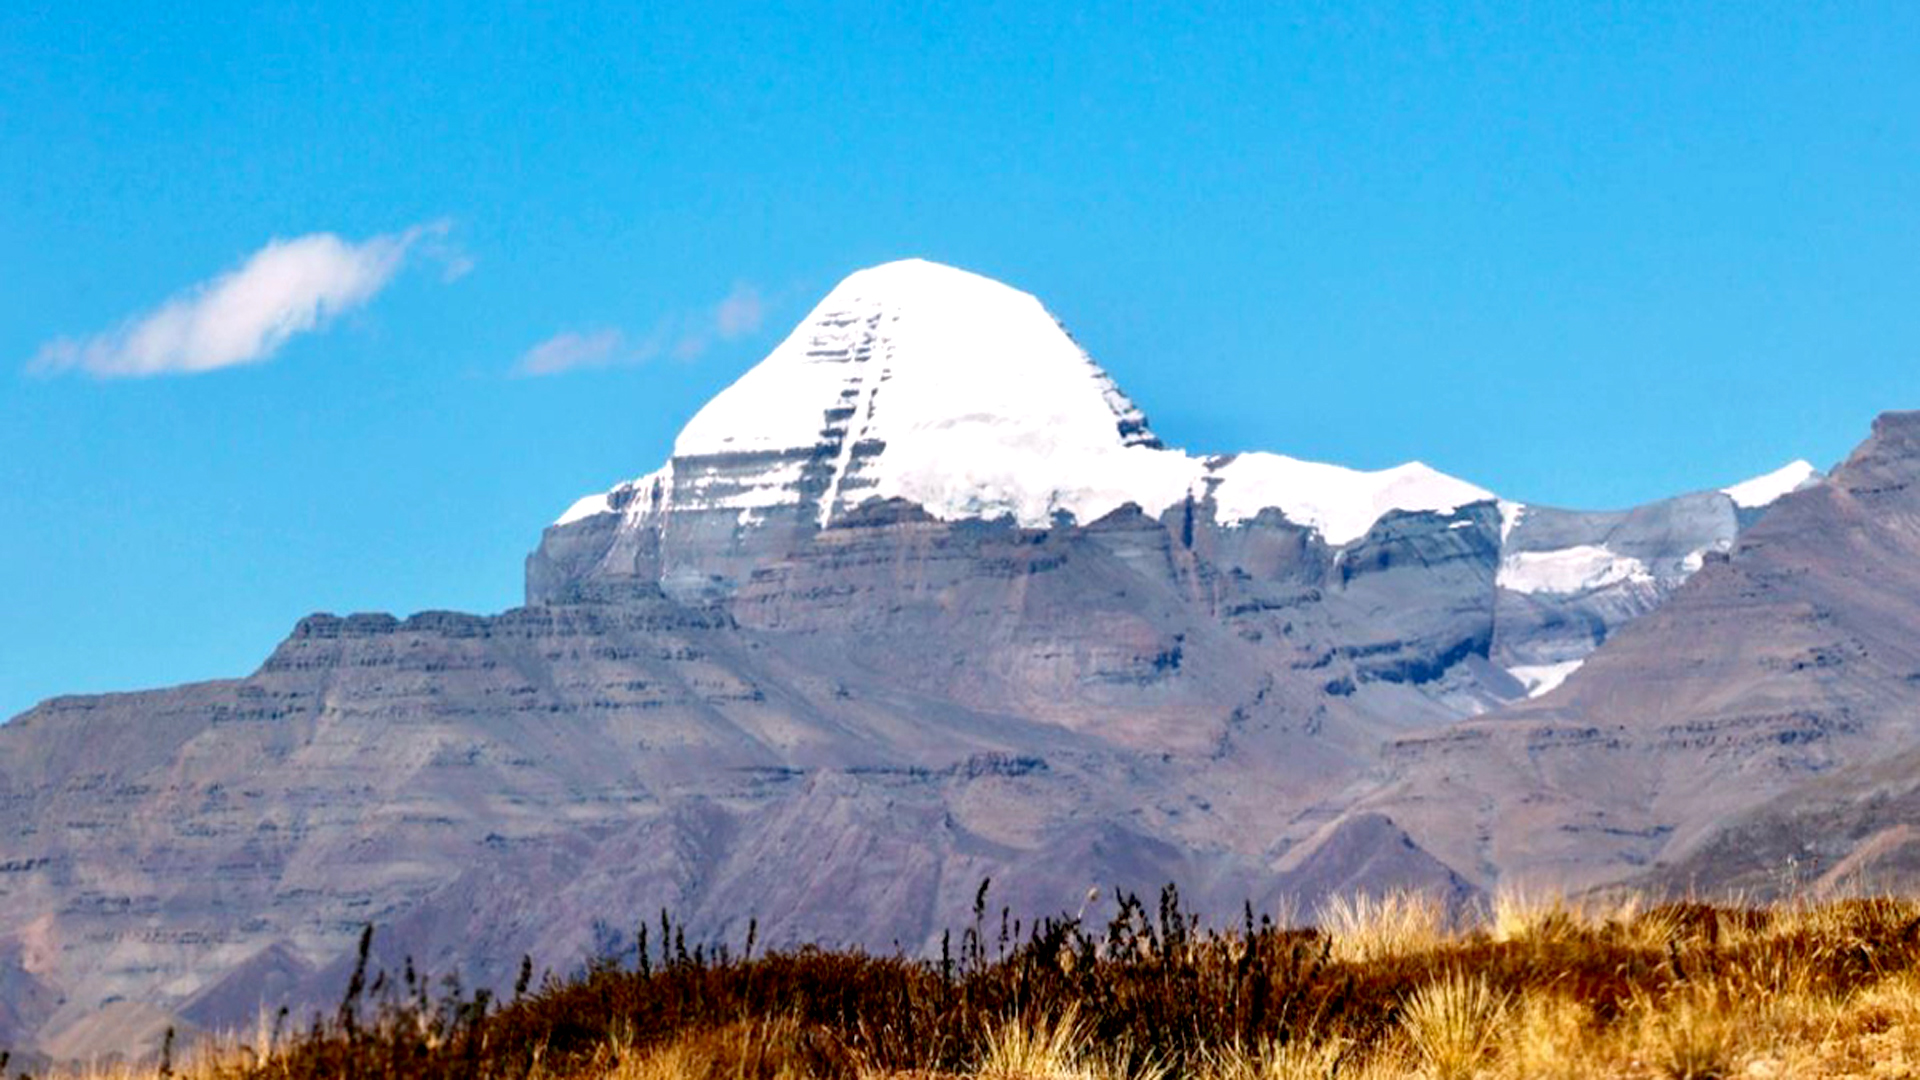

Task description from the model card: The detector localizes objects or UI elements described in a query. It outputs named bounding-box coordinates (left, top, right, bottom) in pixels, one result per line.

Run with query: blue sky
left=2, top=1, right=1917, bottom=718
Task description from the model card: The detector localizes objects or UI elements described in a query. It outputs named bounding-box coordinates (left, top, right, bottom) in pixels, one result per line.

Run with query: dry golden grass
left=1502, top=991, right=1593, bottom=1080
left=1316, top=891, right=1447, bottom=965
left=41, top=891, right=1920, bottom=1080
left=598, top=1015, right=816, bottom=1080
left=978, top=1007, right=1097, bottom=1080
left=1489, top=886, right=1582, bottom=946
left=1399, top=970, right=1505, bottom=1080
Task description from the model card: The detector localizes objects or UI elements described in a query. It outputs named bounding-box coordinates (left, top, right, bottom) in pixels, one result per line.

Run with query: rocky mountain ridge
left=533, top=260, right=1803, bottom=711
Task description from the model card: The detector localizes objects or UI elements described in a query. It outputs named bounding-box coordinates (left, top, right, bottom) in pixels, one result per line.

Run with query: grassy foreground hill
left=28, top=888, right=1920, bottom=1079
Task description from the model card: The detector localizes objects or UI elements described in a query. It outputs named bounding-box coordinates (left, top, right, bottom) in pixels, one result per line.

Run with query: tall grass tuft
left=1488, top=886, right=1581, bottom=946
left=1397, top=970, right=1504, bottom=1080
left=978, top=1006, right=1091, bottom=1080
left=1316, top=892, right=1446, bottom=964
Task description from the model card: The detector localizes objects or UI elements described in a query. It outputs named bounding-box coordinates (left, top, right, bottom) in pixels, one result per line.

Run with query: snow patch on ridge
left=1498, top=545, right=1654, bottom=595
left=555, top=465, right=671, bottom=526
left=1497, top=501, right=1526, bottom=543
left=556, top=491, right=612, bottom=527
left=1722, top=460, right=1819, bottom=508
left=1210, top=454, right=1495, bottom=546
left=1509, top=660, right=1583, bottom=698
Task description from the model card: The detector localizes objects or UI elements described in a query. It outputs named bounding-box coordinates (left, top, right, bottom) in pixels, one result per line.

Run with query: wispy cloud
left=713, top=284, right=765, bottom=340
left=516, top=328, right=634, bottom=376
left=516, top=281, right=770, bottom=377
left=31, top=222, right=463, bottom=378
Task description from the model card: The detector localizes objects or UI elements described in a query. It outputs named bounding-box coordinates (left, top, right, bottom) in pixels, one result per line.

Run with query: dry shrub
left=1193, top=1035, right=1349, bottom=1080
left=608, top=1036, right=701, bottom=1080
left=1254, top=1038, right=1349, bottom=1080
left=606, top=1014, right=828, bottom=1080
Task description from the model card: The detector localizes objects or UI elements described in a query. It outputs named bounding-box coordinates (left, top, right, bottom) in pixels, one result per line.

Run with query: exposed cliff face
left=0, top=515, right=1387, bottom=1059
left=0, top=259, right=1827, bottom=1060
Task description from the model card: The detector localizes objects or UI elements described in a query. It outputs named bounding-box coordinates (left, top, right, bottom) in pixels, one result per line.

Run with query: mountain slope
left=1354, top=412, right=1920, bottom=891
left=0, top=259, right=1819, bottom=1059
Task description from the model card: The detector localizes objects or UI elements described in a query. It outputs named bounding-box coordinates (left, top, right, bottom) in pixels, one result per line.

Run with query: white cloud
left=31, top=222, right=457, bottom=378
left=515, top=328, right=644, bottom=376
left=518, top=280, right=770, bottom=377
left=712, top=283, right=764, bottom=340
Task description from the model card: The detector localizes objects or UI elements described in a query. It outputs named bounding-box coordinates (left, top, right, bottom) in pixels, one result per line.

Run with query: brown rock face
left=0, top=504, right=1417, bottom=1060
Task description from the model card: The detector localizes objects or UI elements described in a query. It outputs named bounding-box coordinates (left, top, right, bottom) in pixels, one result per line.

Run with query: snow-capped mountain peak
left=556, top=259, right=1495, bottom=541
left=667, top=258, right=1191, bottom=528
left=674, top=259, right=1159, bottom=457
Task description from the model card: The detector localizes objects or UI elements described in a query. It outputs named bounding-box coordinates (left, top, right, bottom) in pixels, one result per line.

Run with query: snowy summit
left=556, top=259, right=1812, bottom=551
left=670, top=258, right=1199, bottom=529
left=558, top=259, right=1495, bottom=544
